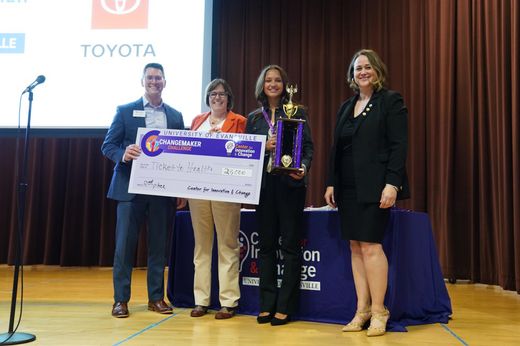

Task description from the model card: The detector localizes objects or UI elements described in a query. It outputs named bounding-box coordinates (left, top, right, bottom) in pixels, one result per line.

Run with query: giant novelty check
left=128, top=128, right=266, bottom=204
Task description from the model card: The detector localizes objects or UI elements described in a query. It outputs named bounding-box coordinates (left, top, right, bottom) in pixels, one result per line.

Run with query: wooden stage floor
left=1, top=266, right=519, bottom=345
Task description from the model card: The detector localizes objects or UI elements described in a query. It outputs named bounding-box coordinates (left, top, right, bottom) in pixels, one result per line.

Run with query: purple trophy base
left=272, top=118, right=305, bottom=174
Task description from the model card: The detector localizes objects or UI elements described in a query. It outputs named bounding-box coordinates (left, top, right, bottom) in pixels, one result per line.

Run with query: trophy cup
left=271, top=84, right=306, bottom=174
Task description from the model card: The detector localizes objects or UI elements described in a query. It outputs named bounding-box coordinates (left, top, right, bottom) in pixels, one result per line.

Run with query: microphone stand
left=0, top=91, right=37, bottom=345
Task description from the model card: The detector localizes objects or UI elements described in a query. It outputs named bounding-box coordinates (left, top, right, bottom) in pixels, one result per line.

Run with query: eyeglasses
left=208, top=92, right=227, bottom=98
left=145, top=75, right=164, bottom=82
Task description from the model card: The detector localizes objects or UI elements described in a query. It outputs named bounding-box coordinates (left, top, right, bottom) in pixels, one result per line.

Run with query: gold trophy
left=271, top=84, right=306, bottom=173
left=283, top=85, right=298, bottom=119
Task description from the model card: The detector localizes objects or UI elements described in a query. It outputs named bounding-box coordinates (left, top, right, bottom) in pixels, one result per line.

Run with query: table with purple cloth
left=167, top=208, right=452, bottom=331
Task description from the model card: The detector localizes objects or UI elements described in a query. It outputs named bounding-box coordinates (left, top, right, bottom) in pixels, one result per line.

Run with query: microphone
left=22, top=75, right=46, bottom=94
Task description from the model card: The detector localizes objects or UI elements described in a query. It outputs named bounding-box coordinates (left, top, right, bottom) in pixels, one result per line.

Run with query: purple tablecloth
left=167, top=208, right=452, bottom=331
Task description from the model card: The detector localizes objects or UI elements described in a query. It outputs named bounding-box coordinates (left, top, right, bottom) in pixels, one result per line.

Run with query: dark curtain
left=210, top=0, right=520, bottom=292
left=0, top=0, right=518, bottom=293
left=0, top=134, right=152, bottom=267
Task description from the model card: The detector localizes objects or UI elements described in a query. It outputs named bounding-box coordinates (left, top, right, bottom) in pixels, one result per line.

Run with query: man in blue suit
left=102, top=63, right=185, bottom=318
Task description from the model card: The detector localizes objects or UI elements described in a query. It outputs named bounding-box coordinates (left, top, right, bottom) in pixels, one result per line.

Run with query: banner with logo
left=167, top=209, right=453, bottom=331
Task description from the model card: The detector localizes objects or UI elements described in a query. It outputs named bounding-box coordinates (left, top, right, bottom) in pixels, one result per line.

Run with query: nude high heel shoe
left=342, top=309, right=372, bottom=332
left=366, top=307, right=390, bottom=337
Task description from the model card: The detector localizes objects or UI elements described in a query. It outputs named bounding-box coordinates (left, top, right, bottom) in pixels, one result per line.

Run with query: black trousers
left=255, top=174, right=306, bottom=315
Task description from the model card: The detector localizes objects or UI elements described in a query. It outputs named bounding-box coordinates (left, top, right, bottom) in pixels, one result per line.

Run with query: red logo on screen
left=91, top=0, right=148, bottom=29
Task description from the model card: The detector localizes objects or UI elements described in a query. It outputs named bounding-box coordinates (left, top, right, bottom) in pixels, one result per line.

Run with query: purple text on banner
left=144, top=135, right=262, bottom=160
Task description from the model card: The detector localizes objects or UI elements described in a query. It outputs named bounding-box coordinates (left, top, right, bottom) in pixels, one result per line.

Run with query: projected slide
left=0, top=0, right=211, bottom=128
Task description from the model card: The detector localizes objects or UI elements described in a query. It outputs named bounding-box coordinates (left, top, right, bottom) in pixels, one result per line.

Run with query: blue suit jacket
left=101, top=98, right=185, bottom=201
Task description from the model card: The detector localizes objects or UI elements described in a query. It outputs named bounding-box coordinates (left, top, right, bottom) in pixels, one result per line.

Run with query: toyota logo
left=100, top=0, right=141, bottom=15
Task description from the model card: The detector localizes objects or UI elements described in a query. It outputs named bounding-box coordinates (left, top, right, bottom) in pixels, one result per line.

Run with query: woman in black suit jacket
left=324, top=49, right=409, bottom=336
left=246, top=65, right=313, bottom=326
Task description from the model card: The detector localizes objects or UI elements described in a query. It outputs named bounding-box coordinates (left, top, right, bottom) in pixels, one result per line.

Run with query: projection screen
left=0, top=0, right=212, bottom=128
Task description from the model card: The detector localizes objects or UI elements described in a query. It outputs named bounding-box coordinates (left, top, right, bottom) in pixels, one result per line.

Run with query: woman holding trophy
left=246, top=65, right=314, bottom=326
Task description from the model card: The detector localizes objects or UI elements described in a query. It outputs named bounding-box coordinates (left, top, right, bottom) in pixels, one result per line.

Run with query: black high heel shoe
left=270, top=314, right=291, bottom=326
left=257, top=312, right=273, bottom=324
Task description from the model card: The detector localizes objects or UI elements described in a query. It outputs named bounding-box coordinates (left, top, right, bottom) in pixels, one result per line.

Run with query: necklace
left=209, top=114, right=225, bottom=126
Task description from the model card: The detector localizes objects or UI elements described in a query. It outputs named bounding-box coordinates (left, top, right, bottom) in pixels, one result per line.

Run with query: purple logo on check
left=141, top=130, right=163, bottom=157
